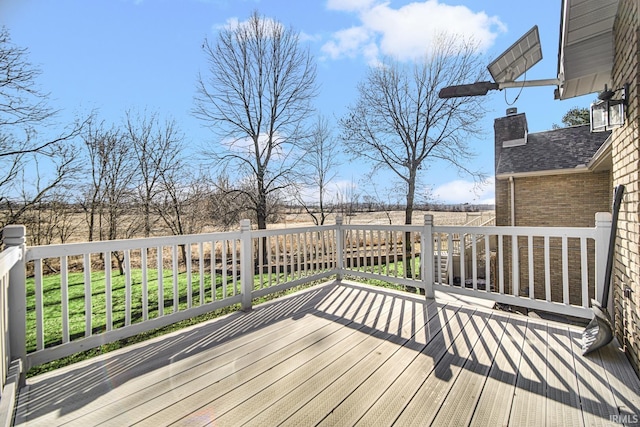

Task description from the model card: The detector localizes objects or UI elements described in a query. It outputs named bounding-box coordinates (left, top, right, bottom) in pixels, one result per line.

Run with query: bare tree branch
left=193, top=11, right=318, bottom=230
left=340, top=33, right=488, bottom=227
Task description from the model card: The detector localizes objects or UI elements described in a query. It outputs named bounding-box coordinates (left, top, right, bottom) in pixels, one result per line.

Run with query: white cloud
left=221, top=133, right=286, bottom=158
left=326, top=0, right=376, bottom=12
left=322, top=0, right=505, bottom=62
left=432, top=178, right=495, bottom=205
left=321, top=26, right=373, bottom=59
left=299, top=31, right=322, bottom=43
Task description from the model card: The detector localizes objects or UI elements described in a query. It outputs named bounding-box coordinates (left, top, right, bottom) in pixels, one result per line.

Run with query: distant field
left=273, top=210, right=495, bottom=228
left=13, top=209, right=495, bottom=246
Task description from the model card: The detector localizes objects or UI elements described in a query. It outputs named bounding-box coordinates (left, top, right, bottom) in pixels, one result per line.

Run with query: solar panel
left=488, top=26, right=542, bottom=83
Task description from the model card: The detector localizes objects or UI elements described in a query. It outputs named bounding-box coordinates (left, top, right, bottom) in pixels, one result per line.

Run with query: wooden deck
left=14, top=280, right=640, bottom=426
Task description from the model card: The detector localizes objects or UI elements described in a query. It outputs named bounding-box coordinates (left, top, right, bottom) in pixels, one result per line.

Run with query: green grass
left=25, top=267, right=328, bottom=377
left=348, top=256, right=423, bottom=279
left=25, top=257, right=421, bottom=378
left=26, top=268, right=237, bottom=352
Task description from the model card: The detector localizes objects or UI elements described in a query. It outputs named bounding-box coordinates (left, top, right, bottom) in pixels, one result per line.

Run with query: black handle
left=602, top=185, right=624, bottom=307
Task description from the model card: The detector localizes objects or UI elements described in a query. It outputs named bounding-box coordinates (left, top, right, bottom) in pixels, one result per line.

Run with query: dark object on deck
left=582, top=185, right=624, bottom=355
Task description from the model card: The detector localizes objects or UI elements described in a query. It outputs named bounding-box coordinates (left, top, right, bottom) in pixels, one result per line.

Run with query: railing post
left=594, top=212, right=612, bottom=306
left=422, top=215, right=434, bottom=299
left=3, top=225, right=26, bottom=365
left=239, top=219, right=253, bottom=312
left=335, top=216, right=344, bottom=281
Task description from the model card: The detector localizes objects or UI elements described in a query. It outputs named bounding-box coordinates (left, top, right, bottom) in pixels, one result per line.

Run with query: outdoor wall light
left=590, top=83, right=629, bottom=132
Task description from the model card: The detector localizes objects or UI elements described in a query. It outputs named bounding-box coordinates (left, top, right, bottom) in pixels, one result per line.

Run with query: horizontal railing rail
left=1, top=212, right=612, bottom=372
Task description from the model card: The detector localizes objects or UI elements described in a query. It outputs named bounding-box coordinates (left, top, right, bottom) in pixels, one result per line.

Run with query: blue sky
left=0, top=0, right=594, bottom=205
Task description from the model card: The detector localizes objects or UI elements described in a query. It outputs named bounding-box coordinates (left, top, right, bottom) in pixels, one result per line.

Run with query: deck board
left=14, top=280, right=640, bottom=427
left=430, top=313, right=509, bottom=427
left=509, top=320, right=548, bottom=426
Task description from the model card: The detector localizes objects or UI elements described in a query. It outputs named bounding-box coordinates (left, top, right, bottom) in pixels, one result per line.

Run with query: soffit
left=556, top=0, right=618, bottom=100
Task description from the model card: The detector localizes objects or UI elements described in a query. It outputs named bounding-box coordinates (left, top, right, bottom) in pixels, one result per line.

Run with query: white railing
left=431, top=220, right=608, bottom=320
left=0, top=246, right=21, bottom=388
left=336, top=213, right=610, bottom=320
left=18, top=220, right=336, bottom=369
left=1, top=212, right=612, bottom=373
left=0, top=225, right=26, bottom=427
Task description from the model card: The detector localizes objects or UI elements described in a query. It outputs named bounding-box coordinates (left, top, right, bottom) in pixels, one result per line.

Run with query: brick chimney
left=494, top=109, right=528, bottom=170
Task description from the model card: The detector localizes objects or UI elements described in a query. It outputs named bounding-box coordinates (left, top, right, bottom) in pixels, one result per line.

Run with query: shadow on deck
left=15, top=280, right=640, bottom=426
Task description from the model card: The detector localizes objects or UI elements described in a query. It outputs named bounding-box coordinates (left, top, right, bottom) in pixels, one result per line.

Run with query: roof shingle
left=496, top=124, right=610, bottom=175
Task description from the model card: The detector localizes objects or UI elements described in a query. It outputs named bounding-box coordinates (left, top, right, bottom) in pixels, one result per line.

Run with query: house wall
left=611, top=0, right=640, bottom=375
left=506, top=173, right=611, bottom=228
left=495, top=172, right=610, bottom=305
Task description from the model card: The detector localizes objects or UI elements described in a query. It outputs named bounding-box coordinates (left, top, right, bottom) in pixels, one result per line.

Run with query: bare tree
left=336, top=178, right=360, bottom=221
left=193, top=11, right=318, bottom=230
left=21, top=190, right=76, bottom=246
left=340, top=34, right=487, bottom=226
left=340, top=34, right=487, bottom=279
left=208, top=174, right=248, bottom=231
left=294, top=115, right=341, bottom=225
left=125, top=109, right=185, bottom=237
left=0, top=26, right=86, bottom=228
left=81, top=121, right=137, bottom=274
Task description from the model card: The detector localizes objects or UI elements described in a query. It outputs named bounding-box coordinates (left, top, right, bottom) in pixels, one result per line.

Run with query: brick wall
left=510, top=173, right=611, bottom=227
left=494, top=172, right=610, bottom=305
left=611, top=0, right=640, bottom=375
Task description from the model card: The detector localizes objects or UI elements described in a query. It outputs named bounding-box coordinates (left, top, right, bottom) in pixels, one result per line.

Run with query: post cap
left=3, top=225, right=26, bottom=246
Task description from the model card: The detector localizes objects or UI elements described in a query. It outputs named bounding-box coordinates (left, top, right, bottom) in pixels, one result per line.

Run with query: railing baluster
left=581, top=237, right=589, bottom=307
left=222, top=240, right=228, bottom=299
left=296, top=233, right=302, bottom=279
left=471, top=234, right=477, bottom=290
left=275, top=235, right=280, bottom=284
left=511, top=235, right=519, bottom=296
left=186, top=243, right=192, bottom=308
left=528, top=235, right=534, bottom=299
left=157, top=247, right=163, bottom=317
left=83, top=253, right=92, bottom=337
left=498, top=235, right=504, bottom=294
left=288, top=233, right=293, bottom=280
left=373, top=230, right=379, bottom=275
left=142, top=248, right=149, bottom=320
left=393, top=231, right=398, bottom=277
left=35, top=259, right=44, bottom=350
left=212, top=241, right=217, bottom=301
left=267, top=236, right=273, bottom=285
left=172, top=245, right=178, bottom=313
left=447, top=233, right=453, bottom=286
left=302, top=231, right=309, bottom=277
left=460, top=234, right=466, bottom=287
left=197, top=243, right=203, bottom=306
left=105, top=251, right=113, bottom=330
left=61, top=256, right=69, bottom=344
left=484, top=235, right=490, bottom=292
left=232, top=239, right=238, bottom=296
left=355, top=229, right=360, bottom=271
left=562, top=236, right=569, bottom=304
left=544, top=236, right=551, bottom=301
left=377, top=230, right=382, bottom=275
left=404, top=232, right=409, bottom=280
left=258, top=237, right=264, bottom=288
left=125, top=250, right=132, bottom=325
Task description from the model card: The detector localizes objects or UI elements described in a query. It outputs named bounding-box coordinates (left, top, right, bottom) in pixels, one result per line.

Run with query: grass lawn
left=25, top=258, right=420, bottom=377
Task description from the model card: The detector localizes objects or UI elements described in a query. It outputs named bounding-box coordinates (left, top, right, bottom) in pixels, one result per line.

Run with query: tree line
left=1, top=11, right=490, bottom=246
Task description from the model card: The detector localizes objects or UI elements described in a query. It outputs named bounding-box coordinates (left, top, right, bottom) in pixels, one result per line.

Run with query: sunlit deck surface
left=15, top=280, right=640, bottom=426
